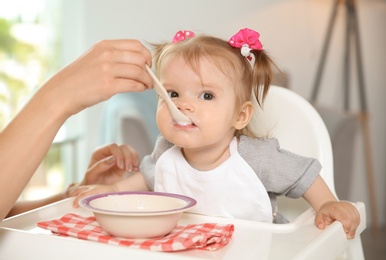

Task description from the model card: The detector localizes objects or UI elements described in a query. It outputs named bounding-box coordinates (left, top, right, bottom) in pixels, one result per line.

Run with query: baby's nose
left=176, top=98, right=194, bottom=112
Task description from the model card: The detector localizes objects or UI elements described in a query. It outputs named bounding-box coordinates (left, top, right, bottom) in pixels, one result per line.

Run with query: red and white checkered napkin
left=37, top=213, right=234, bottom=252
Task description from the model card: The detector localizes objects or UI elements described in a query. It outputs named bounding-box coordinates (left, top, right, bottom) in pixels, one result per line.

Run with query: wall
left=60, top=0, right=386, bottom=227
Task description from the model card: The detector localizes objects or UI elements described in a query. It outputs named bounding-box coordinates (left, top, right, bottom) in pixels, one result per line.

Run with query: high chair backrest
left=256, top=86, right=336, bottom=220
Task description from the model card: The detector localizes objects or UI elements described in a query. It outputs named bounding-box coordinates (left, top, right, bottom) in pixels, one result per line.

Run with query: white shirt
left=154, top=137, right=273, bottom=222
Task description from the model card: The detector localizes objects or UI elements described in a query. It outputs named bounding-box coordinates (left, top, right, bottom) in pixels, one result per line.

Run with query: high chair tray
left=0, top=198, right=365, bottom=260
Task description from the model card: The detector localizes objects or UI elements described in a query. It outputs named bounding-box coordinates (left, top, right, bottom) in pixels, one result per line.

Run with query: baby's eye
left=167, top=91, right=179, bottom=98
left=200, top=92, right=214, bottom=100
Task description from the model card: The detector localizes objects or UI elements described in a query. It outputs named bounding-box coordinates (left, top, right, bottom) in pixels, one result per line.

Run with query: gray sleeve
left=139, top=134, right=173, bottom=190
left=238, top=135, right=321, bottom=198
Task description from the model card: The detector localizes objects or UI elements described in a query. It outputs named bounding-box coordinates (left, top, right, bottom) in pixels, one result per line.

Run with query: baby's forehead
left=162, top=53, right=239, bottom=80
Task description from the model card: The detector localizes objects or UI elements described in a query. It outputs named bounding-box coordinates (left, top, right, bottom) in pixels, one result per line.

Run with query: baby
left=72, top=28, right=360, bottom=239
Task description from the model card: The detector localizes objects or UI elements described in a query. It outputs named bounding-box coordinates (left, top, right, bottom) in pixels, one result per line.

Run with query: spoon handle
left=145, top=65, right=191, bottom=125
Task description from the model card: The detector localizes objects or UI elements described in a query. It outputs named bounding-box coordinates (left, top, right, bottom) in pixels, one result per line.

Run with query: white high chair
left=257, top=85, right=366, bottom=259
left=0, top=85, right=367, bottom=260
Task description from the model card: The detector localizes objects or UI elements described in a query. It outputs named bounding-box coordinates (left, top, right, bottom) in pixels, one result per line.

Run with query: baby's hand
left=81, top=143, right=140, bottom=186
left=68, top=184, right=119, bottom=208
left=315, top=201, right=360, bottom=239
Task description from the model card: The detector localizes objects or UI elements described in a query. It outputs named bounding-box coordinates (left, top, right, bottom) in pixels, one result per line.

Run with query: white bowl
left=79, top=191, right=196, bottom=239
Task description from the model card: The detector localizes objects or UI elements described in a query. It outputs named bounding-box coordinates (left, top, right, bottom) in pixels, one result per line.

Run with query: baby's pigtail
left=245, top=50, right=277, bottom=138
left=251, top=50, right=274, bottom=107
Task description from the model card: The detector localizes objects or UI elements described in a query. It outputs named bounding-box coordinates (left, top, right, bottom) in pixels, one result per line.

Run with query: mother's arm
left=0, top=39, right=152, bottom=220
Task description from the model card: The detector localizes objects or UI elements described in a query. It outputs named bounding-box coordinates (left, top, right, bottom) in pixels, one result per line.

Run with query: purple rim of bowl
left=79, top=191, right=197, bottom=216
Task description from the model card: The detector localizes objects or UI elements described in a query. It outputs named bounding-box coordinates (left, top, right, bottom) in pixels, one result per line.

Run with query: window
left=0, top=0, right=65, bottom=200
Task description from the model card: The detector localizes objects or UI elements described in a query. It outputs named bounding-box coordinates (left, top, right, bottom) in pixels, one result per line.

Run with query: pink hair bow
left=228, top=28, right=263, bottom=51
left=172, top=30, right=195, bottom=43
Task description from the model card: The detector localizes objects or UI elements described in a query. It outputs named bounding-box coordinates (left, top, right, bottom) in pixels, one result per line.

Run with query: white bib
left=154, top=137, right=273, bottom=222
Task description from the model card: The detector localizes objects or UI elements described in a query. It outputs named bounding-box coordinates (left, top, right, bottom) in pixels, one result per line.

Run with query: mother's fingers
left=101, top=39, right=152, bottom=65
left=92, top=40, right=153, bottom=89
left=113, top=68, right=153, bottom=91
left=50, top=39, right=154, bottom=116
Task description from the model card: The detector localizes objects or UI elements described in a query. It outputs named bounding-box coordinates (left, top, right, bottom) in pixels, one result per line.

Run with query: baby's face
left=156, top=56, right=240, bottom=150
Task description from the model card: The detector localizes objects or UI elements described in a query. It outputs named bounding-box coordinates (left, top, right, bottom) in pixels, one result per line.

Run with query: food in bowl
left=79, top=191, right=196, bottom=239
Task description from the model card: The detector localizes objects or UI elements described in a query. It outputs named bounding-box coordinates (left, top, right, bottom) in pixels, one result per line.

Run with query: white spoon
left=146, top=65, right=192, bottom=125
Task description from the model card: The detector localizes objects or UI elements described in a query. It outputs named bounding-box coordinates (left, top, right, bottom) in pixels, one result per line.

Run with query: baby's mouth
left=174, top=120, right=196, bottom=127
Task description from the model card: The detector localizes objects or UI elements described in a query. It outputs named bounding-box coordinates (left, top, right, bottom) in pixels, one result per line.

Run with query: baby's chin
left=164, top=135, right=196, bottom=149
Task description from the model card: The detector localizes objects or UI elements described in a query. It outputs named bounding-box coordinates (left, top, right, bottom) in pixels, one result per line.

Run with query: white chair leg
left=344, top=236, right=365, bottom=260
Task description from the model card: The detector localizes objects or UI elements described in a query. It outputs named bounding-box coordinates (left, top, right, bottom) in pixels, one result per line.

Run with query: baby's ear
left=234, top=101, right=253, bottom=130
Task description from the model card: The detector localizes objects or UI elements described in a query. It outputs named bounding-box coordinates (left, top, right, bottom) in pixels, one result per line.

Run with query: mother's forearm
left=0, top=87, right=69, bottom=220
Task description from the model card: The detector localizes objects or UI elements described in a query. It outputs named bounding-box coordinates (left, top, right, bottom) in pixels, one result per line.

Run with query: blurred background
left=0, top=0, right=385, bottom=253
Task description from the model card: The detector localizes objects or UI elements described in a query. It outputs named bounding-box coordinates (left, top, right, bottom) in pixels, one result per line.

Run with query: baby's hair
left=152, top=33, right=278, bottom=138
left=239, top=48, right=277, bottom=138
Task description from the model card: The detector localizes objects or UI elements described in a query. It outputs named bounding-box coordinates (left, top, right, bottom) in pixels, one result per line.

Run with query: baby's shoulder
left=238, top=135, right=280, bottom=151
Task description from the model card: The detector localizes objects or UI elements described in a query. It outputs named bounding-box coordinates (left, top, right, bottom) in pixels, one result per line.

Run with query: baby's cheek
left=156, top=109, right=172, bottom=133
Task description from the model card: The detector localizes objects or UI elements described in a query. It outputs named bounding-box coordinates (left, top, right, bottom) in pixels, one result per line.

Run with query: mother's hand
left=41, top=39, right=153, bottom=117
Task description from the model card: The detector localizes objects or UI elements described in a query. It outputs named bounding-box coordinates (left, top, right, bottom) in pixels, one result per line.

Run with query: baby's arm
left=70, top=171, right=150, bottom=207
left=66, top=142, right=151, bottom=207
left=303, top=176, right=360, bottom=239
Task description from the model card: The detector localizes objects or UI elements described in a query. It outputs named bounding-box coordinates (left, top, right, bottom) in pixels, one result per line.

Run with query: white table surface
left=0, top=198, right=366, bottom=260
